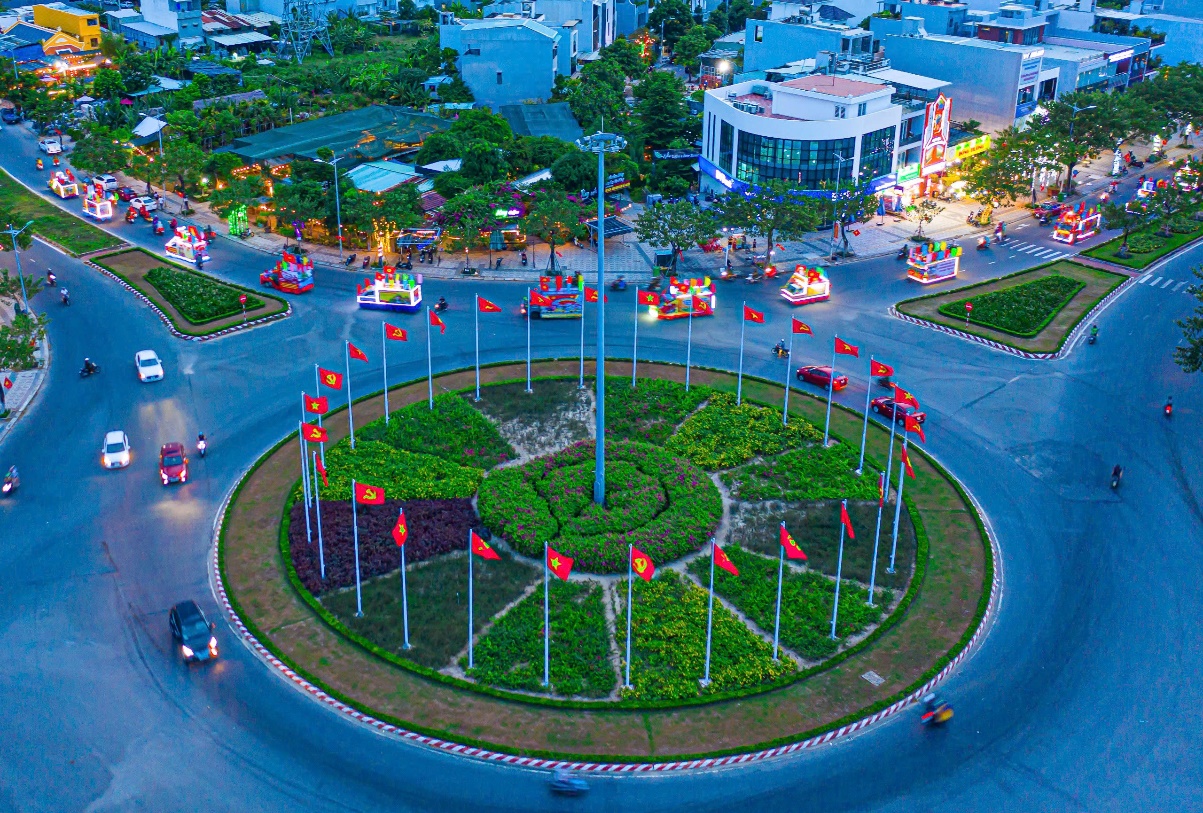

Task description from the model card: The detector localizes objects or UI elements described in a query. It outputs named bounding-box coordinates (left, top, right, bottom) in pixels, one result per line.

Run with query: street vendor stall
left=260, top=248, right=314, bottom=294
left=357, top=268, right=422, bottom=313
left=164, top=225, right=210, bottom=264
left=1051, top=203, right=1101, bottom=245
left=654, top=277, right=715, bottom=320
left=906, top=242, right=961, bottom=284
left=48, top=170, right=79, bottom=199
left=82, top=178, right=113, bottom=220
left=779, top=265, right=831, bottom=304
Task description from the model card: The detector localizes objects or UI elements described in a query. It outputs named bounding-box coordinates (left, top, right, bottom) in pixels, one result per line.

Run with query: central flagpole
left=382, top=321, right=390, bottom=425
left=313, top=365, right=325, bottom=465
left=685, top=303, right=693, bottom=392
left=426, top=306, right=434, bottom=409
left=525, top=290, right=533, bottom=394
left=830, top=500, right=847, bottom=640
left=467, top=529, right=475, bottom=669
left=888, top=435, right=910, bottom=574
left=579, top=288, right=586, bottom=389
left=351, top=478, right=363, bottom=618
left=474, top=294, right=481, bottom=402
left=701, top=537, right=716, bottom=686
left=772, top=537, right=784, bottom=661
left=782, top=330, right=795, bottom=425
left=823, top=340, right=837, bottom=445
left=625, top=543, right=634, bottom=688
left=868, top=470, right=885, bottom=606
left=344, top=341, right=356, bottom=450
left=543, top=540, right=550, bottom=687
left=312, top=450, right=325, bottom=581
left=737, top=300, right=747, bottom=405
left=631, top=294, right=639, bottom=389
left=856, top=356, right=874, bottom=475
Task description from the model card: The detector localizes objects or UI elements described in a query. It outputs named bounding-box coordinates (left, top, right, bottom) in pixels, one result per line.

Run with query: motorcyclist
left=1090, top=324, right=1099, bottom=342
left=5, top=464, right=17, bottom=482
left=774, top=339, right=786, bottom=356
left=60, top=286, right=69, bottom=304
left=1112, top=464, right=1123, bottom=481
left=436, top=296, right=448, bottom=311
left=82, top=357, right=97, bottom=374
left=46, top=270, right=56, bottom=286
left=197, top=432, right=207, bottom=456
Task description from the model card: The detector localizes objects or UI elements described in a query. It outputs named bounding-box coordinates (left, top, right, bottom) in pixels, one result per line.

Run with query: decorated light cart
left=48, top=170, right=79, bottom=199
left=164, top=225, right=210, bottom=264
left=522, top=275, right=582, bottom=319
left=779, top=265, right=831, bottom=304
left=357, top=267, right=423, bottom=313
left=1175, top=165, right=1201, bottom=192
left=82, top=178, right=114, bottom=220
left=654, top=277, right=715, bottom=320
left=259, top=248, right=314, bottom=294
left=906, top=242, right=961, bottom=284
left=1051, top=203, right=1102, bottom=245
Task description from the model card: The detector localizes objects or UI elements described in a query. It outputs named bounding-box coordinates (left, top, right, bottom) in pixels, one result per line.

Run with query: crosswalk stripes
left=1174, top=281, right=1188, bottom=292
left=1135, top=273, right=1192, bottom=295
left=1138, top=274, right=1151, bottom=283
left=1160, top=278, right=1176, bottom=289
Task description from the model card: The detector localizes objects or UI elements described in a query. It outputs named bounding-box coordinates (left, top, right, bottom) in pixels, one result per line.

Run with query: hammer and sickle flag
left=302, top=422, right=327, bottom=443
left=779, top=523, right=807, bottom=561
left=385, top=323, right=408, bottom=341
left=354, top=482, right=385, bottom=505
left=318, top=367, right=343, bottom=390
left=631, top=547, right=655, bottom=581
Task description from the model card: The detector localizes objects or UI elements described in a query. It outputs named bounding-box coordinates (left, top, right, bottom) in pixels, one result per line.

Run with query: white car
left=102, top=430, right=131, bottom=469
left=130, top=196, right=158, bottom=212
left=135, top=349, right=164, bottom=382
left=94, top=173, right=118, bottom=191
left=37, top=138, right=62, bottom=154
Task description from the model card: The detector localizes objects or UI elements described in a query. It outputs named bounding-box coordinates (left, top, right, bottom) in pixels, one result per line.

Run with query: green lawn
left=936, top=274, right=1085, bottom=337
left=0, top=170, right=121, bottom=256
left=1083, top=223, right=1203, bottom=269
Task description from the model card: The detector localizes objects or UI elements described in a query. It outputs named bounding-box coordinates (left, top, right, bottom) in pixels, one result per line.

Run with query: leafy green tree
left=634, top=70, right=690, bottom=150
left=90, top=68, right=126, bottom=100
left=432, top=170, right=472, bottom=198
left=163, top=139, right=206, bottom=191
left=600, top=38, right=649, bottom=78
left=523, top=187, right=589, bottom=270
left=0, top=266, right=40, bottom=302
left=165, top=110, right=203, bottom=143
left=648, top=0, right=694, bottom=50
left=962, top=127, right=1036, bottom=207
left=414, top=131, right=463, bottom=164
left=208, top=173, right=265, bottom=217
left=634, top=199, right=716, bottom=270
left=504, top=135, right=577, bottom=176
left=449, top=108, right=513, bottom=144
left=26, top=89, right=71, bottom=128
left=0, top=310, right=47, bottom=372
left=274, top=178, right=328, bottom=223
left=1099, top=201, right=1146, bottom=259
left=438, top=75, right=474, bottom=103
left=459, top=139, right=505, bottom=184
left=117, top=53, right=154, bottom=95
left=551, top=151, right=596, bottom=195
left=672, top=25, right=719, bottom=74
left=439, top=185, right=507, bottom=265
left=68, top=125, right=129, bottom=176
left=828, top=183, right=879, bottom=257
left=1028, top=92, right=1126, bottom=195
left=1175, top=266, right=1203, bottom=373
left=205, top=151, right=244, bottom=181
left=710, top=181, right=823, bottom=259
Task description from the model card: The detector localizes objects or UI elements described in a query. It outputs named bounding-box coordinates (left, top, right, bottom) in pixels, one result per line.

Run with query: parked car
left=37, top=138, right=62, bottom=154
left=796, top=365, right=849, bottom=391
left=159, top=442, right=188, bottom=485
left=101, top=430, right=131, bottom=469
left=116, top=186, right=137, bottom=201
left=168, top=600, right=218, bottom=663
left=130, top=195, right=158, bottom=211
left=134, top=349, right=164, bottom=382
left=94, top=173, right=118, bottom=191
left=1, top=108, right=20, bottom=125
left=870, top=397, right=927, bottom=424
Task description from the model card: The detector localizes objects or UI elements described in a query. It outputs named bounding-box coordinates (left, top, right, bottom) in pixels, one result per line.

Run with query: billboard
left=1019, top=56, right=1042, bottom=87
left=920, top=93, right=951, bottom=178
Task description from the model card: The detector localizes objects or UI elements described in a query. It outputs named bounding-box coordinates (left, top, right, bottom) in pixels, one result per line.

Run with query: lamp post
left=1, top=220, right=35, bottom=314
left=315, top=153, right=345, bottom=262
left=575, top=130, right=626, bottom=506
left=829, top=152, right=852, bottom=261
left=1065, top=102, right=1096, bottom=195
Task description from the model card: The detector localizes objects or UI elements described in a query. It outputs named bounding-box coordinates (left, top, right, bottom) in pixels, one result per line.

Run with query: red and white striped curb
left=209, top=449, right=1002, bottom=772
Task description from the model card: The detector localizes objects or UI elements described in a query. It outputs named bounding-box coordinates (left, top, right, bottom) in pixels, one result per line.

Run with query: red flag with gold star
left=637, top=290, right=660, bottom=306
left=354, top=482, right=385, bottom=505
left=315, top=455, right=328, bottom=487
left=840, top=501, right=856, bottom=539
left=304, top=394, right=327, bottom=414
left=779, top=524, right=807, bottom=561
left=471, top=530, right=500, bottom=560
left=392, top=508, right=408, bottom=547
left=630, top=547, right=655, bottom=581
left=713, top=543, right=739, bottom=576
left=901, top=446, right=916, bottom=479
left=894, top=384, right=920, bottom=410
left=348, top=342, right=368, bottom=362
left=429, top=309, right=446, bottom=334
left=546, top=545, right=574, bottom=580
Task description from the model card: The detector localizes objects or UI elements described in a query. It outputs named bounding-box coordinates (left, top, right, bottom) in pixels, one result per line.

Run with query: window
left=734, top=132, right=856, bottom=188
left=857, top=102, right=867, bottom=116
left=1017, top=84, right=1035, bottom=105
left=754, top=25, right=763, bottom=42
left=859, top=126, right=896, bottom=182
left=719, top=120, right=735, bottom=172
left=497, top=71, right=503, bottom=84
left=834, top=105, right=847, bottom=119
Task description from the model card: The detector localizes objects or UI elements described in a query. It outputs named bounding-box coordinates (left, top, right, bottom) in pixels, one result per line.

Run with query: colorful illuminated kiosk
left=1175, top=165, right=1201, bottom=192
left=654, top=277, right=715, bottom=320
left=1051, top=203, right=1102, bottom=245
left=164, top=225, right=210, bottom=264
left=779, top=265, right=831, bottom=304
left=48, top=170, right=79, bottom=199
left=357, top=268, right=423, bottom=313
left=260, top=249, right=314, bottom=294
left=526, top=275, right=582, bottom=319
left=905, top=242, right=961, bottom=284
left=82, top=178, right=114, bottom=220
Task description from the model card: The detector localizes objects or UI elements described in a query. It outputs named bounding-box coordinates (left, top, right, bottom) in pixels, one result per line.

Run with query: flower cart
left=164, top=225, right=210, bottom=264
left=779, top=265, right=831, bottom=304
left=1051, top=204, right=1101, bottom=245
left=905, top=242, right=961, bottom=284
left=654, top=277, right=715, bottom=320
left=48, top=170, right=79, bottom=199
left=82, top=179, right=113, bottom=221
left=357, top=268, right=423, bottom=313
left=259, top=249, right=314, bottom=294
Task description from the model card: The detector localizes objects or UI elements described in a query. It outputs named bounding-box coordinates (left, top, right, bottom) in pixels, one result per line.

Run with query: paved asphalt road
left=0, top=130, right=1200, bottom=812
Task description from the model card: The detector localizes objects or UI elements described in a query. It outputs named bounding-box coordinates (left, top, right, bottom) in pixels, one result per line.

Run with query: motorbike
left=1164, top=397, right=1173, bottom=418
left=549, top=770, right=588, bottom=797
left=61, top=290, right=71, bottom=306
left=1, top=473, right=17, bottom=496
left=434, top=298, right=449, bottom=313
left=520, top=251, right=528, bottom=267
left=966, top=209, right=981, bottom=225
left=344, top=253, right=357, bottom=266
left=898, top=245, right=909, bottom=260
left=1088, top=326, right=1098, bottom=345
left=745, top=270, right=764, bottom=284
left=35, top=158, right=44, bottom=171
left=610, top=276, right=627, bottom=291
left=362, top=257, right=371, bottom=270
left=152, top=219, right=165, bottom=236
left=1111, top=467, right=1122, bottom=490
left=46, top=271, right=56, bottom=287
left=764, top=266, right=780, bottom=280
left=920, top=693, right=953, bottom=726
left=203, top=225, right=217, bottom=241
left=79, top=362, right=100, bottom=377
left=976, top=235, right=990, bottom=250
left=772, top=345, right=789, bottom=359
left=197, top=435, right=207, bottom=458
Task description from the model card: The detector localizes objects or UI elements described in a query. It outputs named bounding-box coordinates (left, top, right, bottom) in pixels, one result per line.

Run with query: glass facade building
left=734, top=134, right=857, bottom=186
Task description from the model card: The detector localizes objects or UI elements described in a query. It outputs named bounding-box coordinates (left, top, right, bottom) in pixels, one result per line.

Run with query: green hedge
left=604, top=378, right=712, bottom=444
left=936, top=274, right=1084, bottom=337
left=322, top=440, right=482, bottom=500
left=144, top=266, right=265, bottom=323
left=722, top=442, right=880, bottom=502
left=357, top=393, right=515, bottom=470
left=667, top=392, right=823, bottom=470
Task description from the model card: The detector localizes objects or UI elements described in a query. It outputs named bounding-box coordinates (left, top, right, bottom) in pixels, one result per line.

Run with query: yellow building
left=32, top=3, right=101, bottom=50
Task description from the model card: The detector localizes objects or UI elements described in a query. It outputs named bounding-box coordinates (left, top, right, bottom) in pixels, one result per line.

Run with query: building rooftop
left=460, top=17, right=558, bottom=38
left=234, top=11, right=280, bottom=27
left=1044, top=34, right=1137, bottom=57
left=916, top=33, right=1041, bottom=53
left=227, top=105, right=449, bottom=162
left=122, top=20, right=176, bottom=37
left=37, top=3, right=95, bottom=17
left=865, top=67, right=949, bottom=91
left=104, top=8, right=141, bottom=18
left=779, top=74, right=887, bottom=98
left=344, top=160, right=422, bottom=194
left=3, top=21, right=54, bottom=43
left=1039, top=42, right=1109, bottom=65
left=209, top=31, right=274, bottom=46
left=498, top=102, right=583, bottom=141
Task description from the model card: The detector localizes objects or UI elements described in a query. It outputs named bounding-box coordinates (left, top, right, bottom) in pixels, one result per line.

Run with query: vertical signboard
left=920, top=93, right=951, bottom=178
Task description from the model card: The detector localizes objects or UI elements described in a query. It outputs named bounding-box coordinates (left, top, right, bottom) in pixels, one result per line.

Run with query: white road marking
left=1020, top=245, right=1044, bottom=254
left=1173, top=281, right=1187, bottom=292
left=1160, top=278, right=1176, bottom=289
left=1138, top=273, right=1152, bottom=284
left=1150, top=276, right=1163, bottom=286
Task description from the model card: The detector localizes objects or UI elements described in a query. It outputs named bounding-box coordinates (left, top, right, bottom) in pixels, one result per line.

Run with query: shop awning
left=584, top=216, right=634, bottom=238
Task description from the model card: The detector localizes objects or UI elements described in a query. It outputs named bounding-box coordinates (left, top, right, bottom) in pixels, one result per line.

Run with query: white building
left=700, top=73, right=902, bottom=196
left=140, top=0, right=204, bottom=48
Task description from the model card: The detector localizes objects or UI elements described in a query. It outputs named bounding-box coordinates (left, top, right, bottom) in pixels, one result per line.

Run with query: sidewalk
left=0, top=342, right=47, bottom=447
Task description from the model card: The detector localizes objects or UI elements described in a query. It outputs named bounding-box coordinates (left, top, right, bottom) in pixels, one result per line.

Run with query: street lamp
left=315, top=153, right=345, bottom=262
left=829, top=152, right=853, bottom=261
left=1, top=220, right=35, bottom=314
left=1066, top=102, right=1096, bottom=195
left=575, top=129, right=626, bottom=506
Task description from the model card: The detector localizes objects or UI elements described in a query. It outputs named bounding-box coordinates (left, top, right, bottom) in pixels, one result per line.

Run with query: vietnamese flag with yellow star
left=546, top=545, right=574, bottom=580
left=471, top=530, right=500, bottom=560
left=348, top=342, right=368, bottom=362
left=304, top=393, right=327, bottom=414
left=779, top=524, right=807, bottom=561
left=354, top=482, right=385, bottom=505
left=392, top=507, right=408, bottom=547
left=302, top=422, right=327, bottom=443
left=630, top=547, right=655, bottom=581
left=713, top=543, right=740, bottom=576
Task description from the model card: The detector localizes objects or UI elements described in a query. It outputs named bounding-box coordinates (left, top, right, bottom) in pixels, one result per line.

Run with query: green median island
left=896, top=260, right=1126, bottom=353
left=0, top=169, right=121, bottom=255
left=220, top=364, right=991, bottom=760
left=1083, top=216, right=1203, bottom=269
left=91, top=247, right=288, bottom=336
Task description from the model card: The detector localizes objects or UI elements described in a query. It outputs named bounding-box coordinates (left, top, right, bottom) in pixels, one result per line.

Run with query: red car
left=1032, top=201, right=1067, bottom=224
left=159, top=442, right=189, bottom=485
left=796, top=365, right=848, bottom=391
left=116, top=186, right=138, bottom=202
left=870, top=397, right=927, bottom=424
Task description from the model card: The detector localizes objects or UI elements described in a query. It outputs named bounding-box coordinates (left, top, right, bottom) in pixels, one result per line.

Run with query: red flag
left=546, top=545, right=574, bottom=580
left=840, top=502, right=856, bottom=539
left=392, top=508, right=408, bottom=547
left=304, top=394, right=327, bottom=413
left=354, top=481, right=385, bottom=505
left=530, top=290, right=553, bottom=307
left=302, top=422, right=327, bottom=443
left=743, top=304, right=764, bottom=323
left=318, top=367, right=343, bottom=389
left=630, top=547, right=655, bottom=581
left=539, top=276, right=550, bottom=292
left=471, top=530, right=501, bottom=560
left=2, top=376, right=10, bottom=390
left=584, top=286, right=607, bottom=303
left=347, top=342, right=368, bottom=362
left=792, top=318, right=813, bottom=335
left=315, top=455, right=328, bottom=487
left=877, top=472, right=885, bottom=506
left=637, top=290, right=661, bottom=306
left=691, top=295, right=713, bottom=316
left=894, top=385, right=920, bottom=410
left=713, top=543, right=740, bottom=576
left=835, top=337, right=860, bottom=357
left=905, top=414, right=926, bottom=444
left=356, top=283, right=363, bottom=296
left=870, top=359, right=894, bottom=377
left=429, top=309, right=446, bottom=334
left=779, top=524, right=807, bottom=561
left=901, top=446, right=916, bottom=479
left=385, top=323, right=408, bottom=341
left=477, top=296, right=502, bottom=313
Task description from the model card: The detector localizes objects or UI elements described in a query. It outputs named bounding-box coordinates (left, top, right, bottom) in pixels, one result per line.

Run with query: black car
left=169, top=600, right=218, bottom=663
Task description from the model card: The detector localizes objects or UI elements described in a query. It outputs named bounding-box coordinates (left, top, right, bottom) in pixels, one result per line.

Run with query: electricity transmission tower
left=279, top=0, right=333, bottom=64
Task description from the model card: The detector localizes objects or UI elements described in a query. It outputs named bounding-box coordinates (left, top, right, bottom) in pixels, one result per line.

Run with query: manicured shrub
left=603, top=378, right=712, bottom=444
left=667, top=392, right=823, bottom=470
left=722, top=443, right=880, bottom=502
left=938, top=274, right=1085, bottom=337
left=144, top=266, right=263, bottom=323
left=357, top=393, right=515, bottom=470
left=1127, top=232, right=1165, bottom=253
left=321, top=440, right=483, bottom=500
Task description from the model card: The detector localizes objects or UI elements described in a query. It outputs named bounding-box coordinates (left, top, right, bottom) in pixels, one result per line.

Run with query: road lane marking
left=1174, top=281, right=1187, bottom=292
left=1019, top=245, right=1044, bottom=254
left=1138, top=274, right=1152, bottom=284
left=1150, top=277, right=1163, bottom=286
left=1160, top=278, right=1176, bottom=288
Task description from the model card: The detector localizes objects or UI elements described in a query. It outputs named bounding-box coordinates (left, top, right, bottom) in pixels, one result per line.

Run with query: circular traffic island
left=220, top=362, right=992, bottom=761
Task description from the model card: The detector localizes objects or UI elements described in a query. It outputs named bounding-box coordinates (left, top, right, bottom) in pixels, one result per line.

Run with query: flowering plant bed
left=357, top=393, right=515, bottom=470
left=321, top=440, right=483, bottom=501
left=144, top=265, right=265, bottom=323
left=603, top=379, right=712, bottom=444
left=667, top=392, right=823, bottom=470
left=722, top=443, right=881, bottom=502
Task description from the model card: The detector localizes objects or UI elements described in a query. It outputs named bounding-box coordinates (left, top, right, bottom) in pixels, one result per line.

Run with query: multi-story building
left=440, top=13, right=574, bottom=109
left=140, top=0, right=204, bottom=47
left=613, top=0, right=646, bottom=38
left=1080, top=0, right=1203, bottom=67
left=877, top=0, right=971, bottom=36
left=699, top=73, right=902, bottom=196
left=482, top=0, right=612, bottom=54
left=31, top=3, right=99, bottom=49
left=744, top=14, right=877, bottom=73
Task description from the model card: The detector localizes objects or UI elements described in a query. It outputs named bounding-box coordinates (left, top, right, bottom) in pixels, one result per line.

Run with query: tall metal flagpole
left=782, top=329, right=795, bottom=425
left=772, top=536, right=784, bottom=661
left=631, top=293, right=640, bottom=389
left=685, top=302, right=693, bottom=392
left=868, top=470, right=885, bottom=607
left=823, top=339, right=837, bottom=445
left=467, top=529, right=474, bottom=669
left=426, top=306, right=434, bottom=409
left=625, top=543, right=634, bottom=688
left=344, top=341, right=356, bottom=450
left=313, top=365, right=325, bottom=465
left=351, top=478, right=363, bottom=618
left=701, top=537, right=716, bottom=686
left=593, top=142, right=608, bottom=507
left=312, top=450, right=325, bottom=581
left=525, top=289, right=533, bottom=394
left=736, top=300, right=747, bottom=405
left=579, top=287, right=586, bottom=389
left=382, top=321, right=390, bottom=425
left=400, top=519, right=410, bottom=650
left=856, top=356, right=874, bottom=475
left=888, top=435, right=909, bottom=574
left=474, top=294, right=481, bottom=402
left=297, top=421, right=312, bottom=547
left=830, top=500, right=847, bottom=639
left=543, top=540, right=550, bottom=687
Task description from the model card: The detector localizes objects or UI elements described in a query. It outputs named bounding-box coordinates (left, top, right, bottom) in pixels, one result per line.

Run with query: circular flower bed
left=477, top=440, right=722, bottom=573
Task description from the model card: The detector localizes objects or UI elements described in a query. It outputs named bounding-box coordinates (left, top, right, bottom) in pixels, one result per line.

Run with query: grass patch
left=1083, top=221, right=1203, bottom=268
left=0, top=170, right=121, bottom=255
left=465, top=580, right=615, bottom=698
left=667, top=392, right=823, bottom=470
left=604, top=378, right=712, bottom=444
left=323, top=553, right=538, bottom=670
left=143, top=266, right=264, bottom=323
left=722, top=442, right=880, bottom=502
left=936, top=274, right=1084, bottom=337
left=358, top=393, right=515, bottom=470
left=617, top=571, right=795, bottom=701
left=685, top=546, right=884, bottom=660
left=322, top=439, right=483, bottom=500
left=470, top=377, right=587, bottom=427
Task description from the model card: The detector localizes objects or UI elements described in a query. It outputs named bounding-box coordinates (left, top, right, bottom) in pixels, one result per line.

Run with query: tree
left=438, top=186, right=507, bottom=267
left=648, top=0, right=694, bottom=50
left=208, top=173, right=264, bottom=217
left=68, top=125, right=129, bottom=176
left=0, top=310, right=47, bottom=372
left=459, top=139, right=505, bottom=184
left=163, top=139, right=206, bottom=191
left=634, top=199, right=716, bottom=270
left=504, top=135, right=577, bottom=177
left=550, top=151, right=596, bottom=195
left=1151, top=183, right=1188, bottom=237
left=829, top=183, right=880, bottom=258
left=961, top=126, right=1036, bottom=207
left=1099, top=201, right=1146, bottom=259
left=90, top=68, right=126, bottom=100
left=165, top=110, right=203, bottom=143
left=1028, top=92, right=1125, bottom=195
left=633, top=70, right=690, bottom=150
left=274, top=178, right=328, bottom=224
left=599, top=38, right=648, bottom=78
left=438, top=75, right=474, bottom=103
left=566, top=80, right=627, bottom=134
left=709, top=181, right=823, bottom=261
left=911, top=199, right=944, bottom=239
left=414, top=131, right=463, bottom=165
left=26, top=89, right=71, bottom=128
left=523, top=187, right=589, bottom=270
left=117, top=53, right=154, bottom=95
left=1175, top=266, right=1203, bottom=373
left=449, top=108, right=513, bottom=145
left=672, top=25, right=719, bottom=74
left=206, top=151, right=244, bottom=181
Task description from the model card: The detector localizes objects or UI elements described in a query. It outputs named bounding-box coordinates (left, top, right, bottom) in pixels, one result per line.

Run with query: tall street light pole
left=1, top=220, right=35, bottom=314
left=316, top=154, right=344, bottom=262
left=575, top=130, right=626, bottom=506
left=829, top=152, right=852, bottom=262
